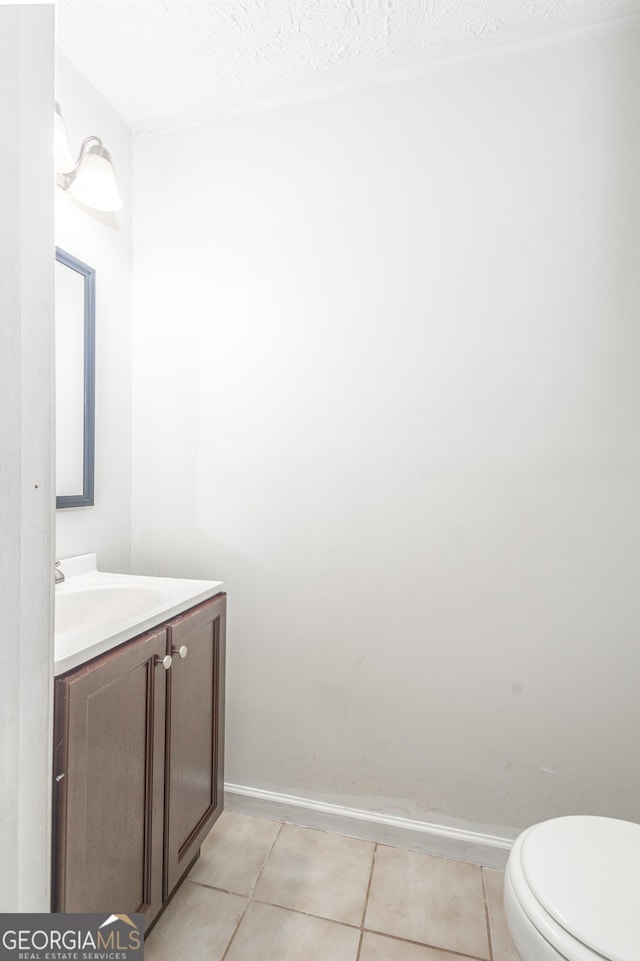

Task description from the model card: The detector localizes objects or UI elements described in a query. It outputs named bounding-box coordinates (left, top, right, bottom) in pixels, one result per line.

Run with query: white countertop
left=54, top=554, right=224, bottom=676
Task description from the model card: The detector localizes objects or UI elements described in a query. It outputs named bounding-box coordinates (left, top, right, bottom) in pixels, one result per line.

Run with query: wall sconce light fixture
left=55, top=103, right=122, bottom=212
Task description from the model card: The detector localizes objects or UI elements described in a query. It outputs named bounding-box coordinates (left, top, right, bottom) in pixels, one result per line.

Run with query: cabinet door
left=164, top=594, right=226, bottom=897
left=52, top=627, right=167, bottom=929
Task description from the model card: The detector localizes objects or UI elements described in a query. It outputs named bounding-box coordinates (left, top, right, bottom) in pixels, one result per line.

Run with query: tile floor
left=145, top=812, right=520, bottom=961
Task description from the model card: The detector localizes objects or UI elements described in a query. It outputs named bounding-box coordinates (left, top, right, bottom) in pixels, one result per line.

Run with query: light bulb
left=69, top=143, right=123, bottom=212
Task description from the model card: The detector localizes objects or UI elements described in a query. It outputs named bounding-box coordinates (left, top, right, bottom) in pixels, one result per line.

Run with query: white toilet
left=504, top=815, right=640, bottom=961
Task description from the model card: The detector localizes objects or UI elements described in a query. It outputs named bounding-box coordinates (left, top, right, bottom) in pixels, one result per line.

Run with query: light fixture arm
left=56, top=136, right=103, bottom=190
left=54, top=104, right=123, bottom=212
left=75, top=135, right=104, bottom=169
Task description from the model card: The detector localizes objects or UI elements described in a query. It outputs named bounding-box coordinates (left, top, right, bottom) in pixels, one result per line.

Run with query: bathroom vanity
left=51, top=556, right=226, bottom=931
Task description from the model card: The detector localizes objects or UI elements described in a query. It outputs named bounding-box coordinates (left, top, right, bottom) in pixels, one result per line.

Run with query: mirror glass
left=55, top=248, right=95, bottom=508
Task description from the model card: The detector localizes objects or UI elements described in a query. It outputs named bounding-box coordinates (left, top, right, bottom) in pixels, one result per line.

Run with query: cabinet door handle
left=172, top=645, right=188, bottom=660
left=156, top=654, right=173, bottom=670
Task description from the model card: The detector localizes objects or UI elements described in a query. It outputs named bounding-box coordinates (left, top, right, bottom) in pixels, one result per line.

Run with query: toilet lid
left=520, top=816, right=640, bottom=961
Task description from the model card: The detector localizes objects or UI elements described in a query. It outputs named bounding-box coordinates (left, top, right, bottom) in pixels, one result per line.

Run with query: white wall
left=0, top=4, right=54, bottom=912
left=133, top=21, right=640, bottom=834
left=55, top=51, right=133, bottom=573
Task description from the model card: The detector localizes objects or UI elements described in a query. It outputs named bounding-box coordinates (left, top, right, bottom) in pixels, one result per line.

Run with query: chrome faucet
left=55, top=561, right=65, bottom=585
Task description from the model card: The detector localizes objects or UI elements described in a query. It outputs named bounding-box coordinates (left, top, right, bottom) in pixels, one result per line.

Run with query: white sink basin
left=54, top=554, right=224, bottom=676
left=55, top=584, right=169, bottom=634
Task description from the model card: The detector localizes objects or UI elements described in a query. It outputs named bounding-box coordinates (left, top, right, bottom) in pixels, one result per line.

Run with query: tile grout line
left=187, top=817, right=493, bottom=961
left=204, top=891, right=487, bottom=960
left=198, top=885, right=490, bottom=961
left=188, top=832, right=378, bottom=936
left=247, top=820, right=285, bottom=900
left=480, top=866, right=495, bottom=961
left=355, top=841, right=378, bottom=961
left=249, top=895, right=360, bottom=928
left=362, top=927, right=489, bottom=961
left=218, top=821, right=285, bottom=961
left=356, top=843, right=490, bottom=961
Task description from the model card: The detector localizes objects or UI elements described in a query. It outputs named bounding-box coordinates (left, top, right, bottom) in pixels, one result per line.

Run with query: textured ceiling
left=56, top=0, right=640, bottom=131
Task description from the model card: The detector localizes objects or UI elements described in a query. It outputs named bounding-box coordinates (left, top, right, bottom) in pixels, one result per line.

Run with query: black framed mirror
left=55, top=247, right=95, bottom=509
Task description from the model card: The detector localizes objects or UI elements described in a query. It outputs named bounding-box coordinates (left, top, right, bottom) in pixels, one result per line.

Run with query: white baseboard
left=224, top=783, right=516, bottom=869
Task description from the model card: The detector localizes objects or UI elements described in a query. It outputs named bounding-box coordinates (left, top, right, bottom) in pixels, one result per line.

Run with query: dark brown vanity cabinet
left=52, top=593, right=226, bottom=931
left=164, top=597, right=226, bottom=897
